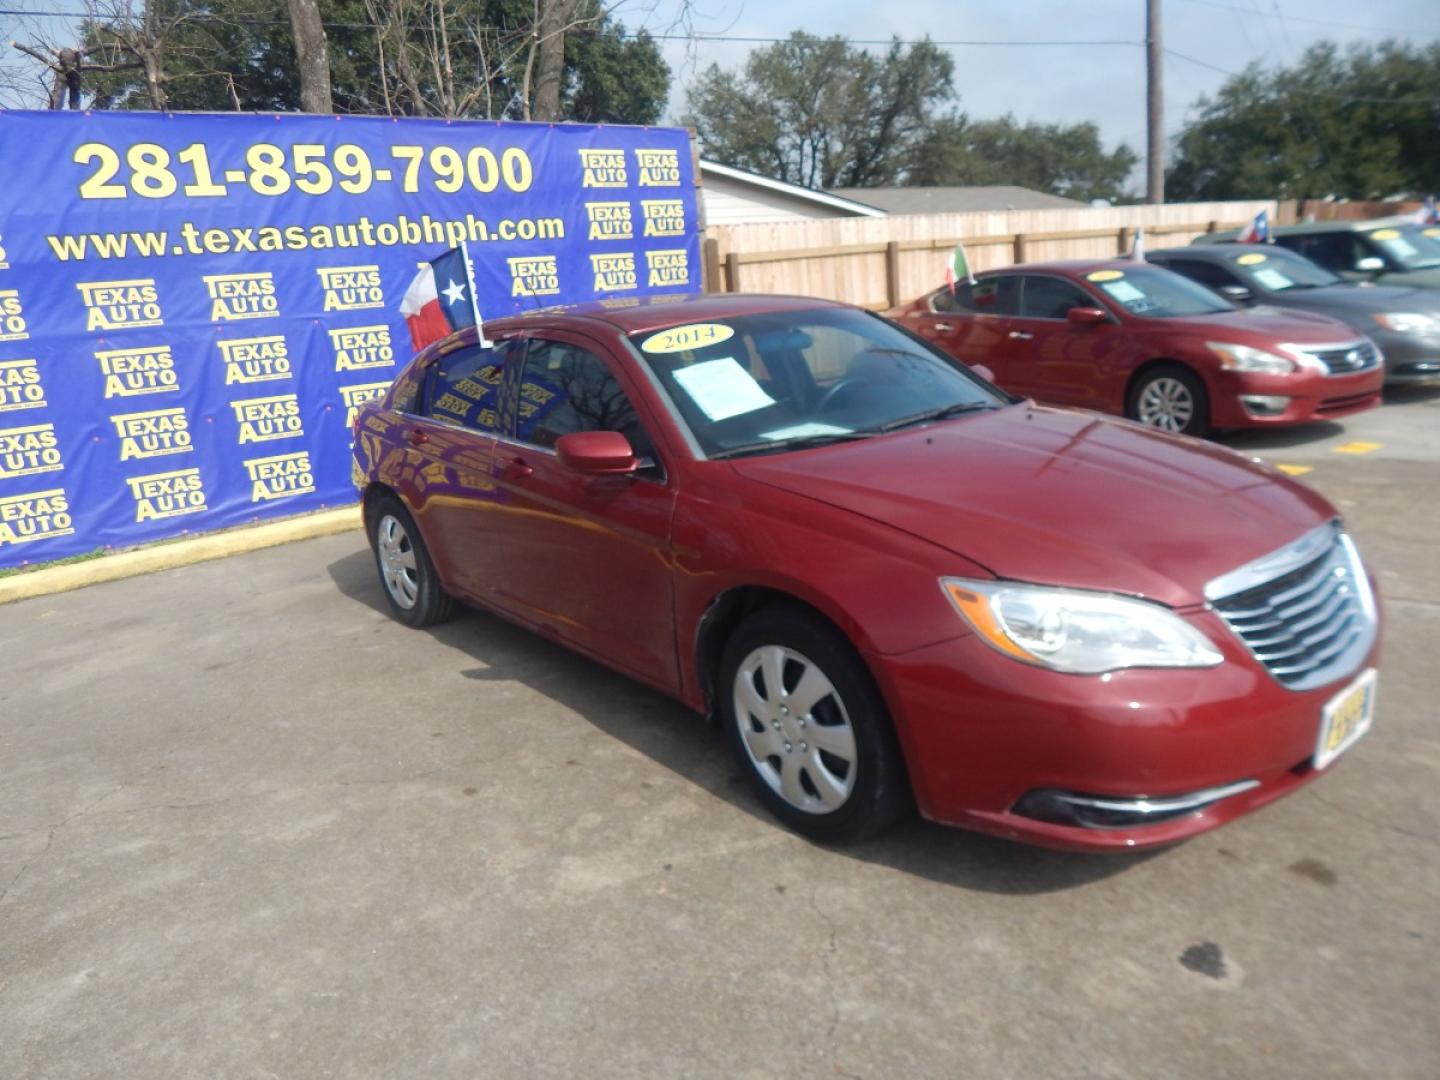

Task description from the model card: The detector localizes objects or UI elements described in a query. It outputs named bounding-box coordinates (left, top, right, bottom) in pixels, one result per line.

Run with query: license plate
left=1314, top=668, right=1377, bottom=770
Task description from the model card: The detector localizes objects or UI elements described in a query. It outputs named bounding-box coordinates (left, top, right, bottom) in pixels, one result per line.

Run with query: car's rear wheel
left=367, top=495, right=458, bottom=627
left=719, top=605, right=909, bottom=843
left=1129, top=365, right=1209, bottom=437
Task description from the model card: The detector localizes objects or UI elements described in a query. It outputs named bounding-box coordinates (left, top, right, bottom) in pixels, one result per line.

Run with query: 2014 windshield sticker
left=1237, top=252, right=1267, bottom=265
left=1086, top=269, right=1124, bottom=282
left=641, top=322, right=734, bottom=353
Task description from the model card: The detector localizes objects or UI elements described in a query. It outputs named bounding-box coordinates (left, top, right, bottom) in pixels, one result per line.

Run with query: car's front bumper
left=1369, top=330, right=1440, bottom=384
left=868, top=605, right=1382, bottom=852
left=1208, top=366, right=1385, bottom=428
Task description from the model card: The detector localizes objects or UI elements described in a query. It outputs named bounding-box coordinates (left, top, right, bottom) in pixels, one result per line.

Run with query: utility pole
left=1146, top=0, right=1164, bottom=203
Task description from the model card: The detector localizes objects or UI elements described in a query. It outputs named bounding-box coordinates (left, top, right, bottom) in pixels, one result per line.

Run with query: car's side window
left=942, top=277, right=1020, bottom=316
left=1018, top=276, right=1094, bottom=319
left=515, top=339, right=658, bottom=463
left=419, top=342, right=511, bottom=433
left=1280, top=233, right=1364, bottom=271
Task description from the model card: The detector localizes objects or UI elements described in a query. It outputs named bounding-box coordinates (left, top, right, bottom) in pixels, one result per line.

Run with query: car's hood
left=1146, top=305, right=1360, bottom=344
left=1265, top=283, right=1440, bottom=316
left=731, top=405, right=1336, bottom=608
left=1379, top=267, right=1440, bottom=289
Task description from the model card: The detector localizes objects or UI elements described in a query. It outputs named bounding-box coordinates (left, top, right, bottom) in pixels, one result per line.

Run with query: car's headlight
left=1372, top=312, right=1440, bottom=337
left=1206, top=342, right=1298, bottom=374
left=941, top=578, right=1224, bottom=674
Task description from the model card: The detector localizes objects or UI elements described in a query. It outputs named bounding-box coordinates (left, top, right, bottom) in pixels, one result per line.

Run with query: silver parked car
left=1150, top=244, right=1440, bottom=384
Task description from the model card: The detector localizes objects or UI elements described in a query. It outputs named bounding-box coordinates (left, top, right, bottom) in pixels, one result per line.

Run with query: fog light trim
left=1239, top=394, right=1291, bottom=416
left=1013, top=779, right=1261, bottom=829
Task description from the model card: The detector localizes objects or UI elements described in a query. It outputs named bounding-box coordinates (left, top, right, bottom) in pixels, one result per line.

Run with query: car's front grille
left=1309, top=340, right=1381, bottom=375
left=1206, top=522, right=1376, bottom=691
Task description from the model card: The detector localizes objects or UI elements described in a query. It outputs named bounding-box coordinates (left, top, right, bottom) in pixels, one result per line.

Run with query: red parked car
left=887, top=260, right=1384, bottom=436
left=352, top=293, right=1381, bottom=852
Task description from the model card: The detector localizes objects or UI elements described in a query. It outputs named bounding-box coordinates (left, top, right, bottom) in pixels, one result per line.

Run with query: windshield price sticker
left=1253, top=268, right=1293, bottom=290
left=1100, top=280, right=1145, bottom=303
left=1237, top=252, right=1267, bottom=265
left=641, top=322, right=734, bottom=354
left=672, top=357, right=774, bottom=421
left=1086, top=269, right=1124, bottom=282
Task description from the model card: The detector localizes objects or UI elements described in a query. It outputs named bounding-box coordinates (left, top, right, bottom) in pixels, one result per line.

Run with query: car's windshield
left=1083, top=266, right=1235, bottom=318
left=1365, top=225, right=1440, bottom=270
left=1225, top=247, right=1341, bottom=291
left=630, top=307, right=1008, bottom=458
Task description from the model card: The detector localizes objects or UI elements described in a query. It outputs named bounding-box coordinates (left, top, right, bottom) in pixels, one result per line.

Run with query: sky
left=2, top=0, right=1436, bottom=188
left=630, top=0, right=1440, bottom=181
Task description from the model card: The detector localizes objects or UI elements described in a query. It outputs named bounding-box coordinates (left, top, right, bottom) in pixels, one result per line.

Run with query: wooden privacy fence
left=702, top=200, right=1279, bottom=309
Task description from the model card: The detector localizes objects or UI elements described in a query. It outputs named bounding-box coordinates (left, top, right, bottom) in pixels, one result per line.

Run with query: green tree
left=910, top=114, right=1137, bottom=202
left=1167, top=40, right=1440, bottom=200
left=684, top=31, right=955, bottom=189
left=78, top=0, right=667, bottom=122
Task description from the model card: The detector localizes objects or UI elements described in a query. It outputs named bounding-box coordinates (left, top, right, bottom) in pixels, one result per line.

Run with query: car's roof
left=977, top=258, right=1149, bottom=278
left=1265, top=215, right=1417, bottom=236
left=489, top=291, right=849, bottom=335
left=1149, top=244, right=1288, bottom=262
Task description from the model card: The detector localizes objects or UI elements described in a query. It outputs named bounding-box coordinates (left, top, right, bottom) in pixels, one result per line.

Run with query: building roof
left=827, top=185, right=1088, bottom=214
left=699, top=161, right=887, bottom=218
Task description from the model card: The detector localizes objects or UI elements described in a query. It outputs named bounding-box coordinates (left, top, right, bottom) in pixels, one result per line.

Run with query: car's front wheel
left=367, top=495, right=458, bottom=627
left=719, top=605, right=909, bottom=843
left=1129, top=365, right=1209, bottom=437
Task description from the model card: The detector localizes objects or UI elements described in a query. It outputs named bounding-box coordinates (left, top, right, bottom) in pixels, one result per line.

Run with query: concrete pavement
left=1, top=388, right=1436, bottom=1079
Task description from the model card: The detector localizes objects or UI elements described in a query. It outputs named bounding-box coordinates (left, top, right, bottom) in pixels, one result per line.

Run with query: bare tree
left=9, top=41, right=140, bottom=109
left=285, top=0, right=332, bottom=113
left=529, top=0, right=580, bottom=121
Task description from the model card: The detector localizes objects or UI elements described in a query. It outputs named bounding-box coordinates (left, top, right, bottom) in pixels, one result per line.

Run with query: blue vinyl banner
left=0, top=111, right=700, bottom=567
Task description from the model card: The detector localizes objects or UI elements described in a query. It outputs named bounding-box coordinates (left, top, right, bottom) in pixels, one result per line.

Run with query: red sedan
left=887, top=260, right=1384, bottom=436
left=352, top=293, right=1381, bottom=851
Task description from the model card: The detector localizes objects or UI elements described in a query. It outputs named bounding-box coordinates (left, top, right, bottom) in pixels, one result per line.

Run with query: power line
left=1165, top=47, right=1440, bottom=104
left=0, top=9, right=1145, bottom=43
left=1175, top=0, right=1426, bottom=36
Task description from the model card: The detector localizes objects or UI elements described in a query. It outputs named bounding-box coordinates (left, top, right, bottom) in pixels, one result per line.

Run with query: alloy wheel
left=376, top=513, right=419, bottom=610
left=1136, top=376, right=1195, bottom=433
left=732, top=645, right=858, bottom=814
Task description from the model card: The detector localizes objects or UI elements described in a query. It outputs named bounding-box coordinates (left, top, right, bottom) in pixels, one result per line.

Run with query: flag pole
left=460, top=239, right=489, bottom=347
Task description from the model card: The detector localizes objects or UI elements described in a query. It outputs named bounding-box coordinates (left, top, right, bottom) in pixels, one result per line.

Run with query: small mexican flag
left=945, top=241, right=975, bottom=293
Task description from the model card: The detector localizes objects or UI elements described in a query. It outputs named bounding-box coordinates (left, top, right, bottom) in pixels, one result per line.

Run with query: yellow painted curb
left=0, top=505, right=363, bottom=606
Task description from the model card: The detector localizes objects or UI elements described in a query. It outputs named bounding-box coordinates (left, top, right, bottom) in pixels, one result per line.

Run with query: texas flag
left=398, top=243, right=487, bottom=350
left=1411, top=195, right=1437, bottom=226
left=1236, top=209, right=1270, bottom=244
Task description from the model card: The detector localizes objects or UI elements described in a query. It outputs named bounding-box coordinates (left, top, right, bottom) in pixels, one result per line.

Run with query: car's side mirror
left=1355, top=256, right=1385, bottom=274
left=1066, top=306, right=1110, bottom=326
left=1219, top=284, right=1254, bottom=304
left=970, top=363, right=997, bottom=383
left=555, top=431, right=637, bottom=476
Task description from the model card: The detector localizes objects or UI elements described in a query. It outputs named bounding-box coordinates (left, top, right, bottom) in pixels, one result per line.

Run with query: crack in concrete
left=809, top=885, right=862, bottom=1080
left=0, top=747, right=545, bottom=908
left=1308, top=790, right=1439, bottom=848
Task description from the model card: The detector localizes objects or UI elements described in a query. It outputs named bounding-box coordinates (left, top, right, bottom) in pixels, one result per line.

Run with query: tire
left=1128, top=365, right=1210, bottom=437
left=366, top=494, right=459, bottom=627
left=719, top=605, right=909, bottom=843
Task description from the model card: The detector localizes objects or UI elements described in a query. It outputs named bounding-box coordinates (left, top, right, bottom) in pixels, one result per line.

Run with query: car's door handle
left=1008, top=331, right=1033, bottom=341
left=504, top=456, right=534, bottom=480
left=404, top=429, right=430, bottom=447
left=932, top=322, right=954, bottom=332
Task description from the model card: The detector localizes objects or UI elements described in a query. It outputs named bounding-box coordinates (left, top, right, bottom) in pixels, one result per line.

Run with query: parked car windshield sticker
left=671, top=357, right=776, bottom=421
left=1252, top=267, right=1294, bottom=290
left=1086, top=269, right=1124, bottom=282
left=759, top=421, right=850, bottom=440
left=1098, top=279, right=1145, bottom=304
left=1369, top=229, right=1419, bottom=259
left=1237, top=252, right=1267, bottom=265
left=641, top=322, right=735, bottom=354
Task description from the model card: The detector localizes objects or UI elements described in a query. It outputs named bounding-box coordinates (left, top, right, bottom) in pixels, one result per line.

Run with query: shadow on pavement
left=327, top=547, right=1159, bottom=896
left=1217, top=421, right=1346, bottom=452
left=1382, top=382, right=1440, bottom=406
